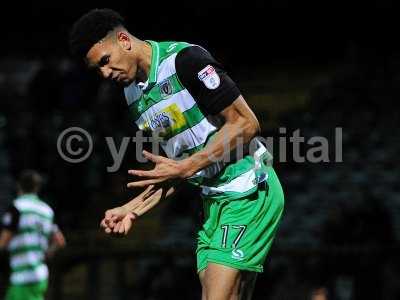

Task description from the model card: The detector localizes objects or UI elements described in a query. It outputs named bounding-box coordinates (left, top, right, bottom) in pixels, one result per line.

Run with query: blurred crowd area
left=0, top=50, right=399, bottom=300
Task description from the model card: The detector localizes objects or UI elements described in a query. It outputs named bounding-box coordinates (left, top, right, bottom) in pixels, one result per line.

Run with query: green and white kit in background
left=2, top=194, right=56, bottom=300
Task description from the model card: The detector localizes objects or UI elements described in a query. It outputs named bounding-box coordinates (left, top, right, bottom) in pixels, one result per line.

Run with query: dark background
left=0, top=1, right=399, bottom=299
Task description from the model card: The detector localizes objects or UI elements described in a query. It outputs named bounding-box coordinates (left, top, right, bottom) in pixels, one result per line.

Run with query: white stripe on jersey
left=10, top=251, right=45, bottom=269
left=11, top=264, right=48, bottom=285
left=135, top=89, right=198, bottom=127
left=18, top=214, right=53, bottom=233
left=156, top=53, right=178, bottom=83
left=124, top=83, right=142, bottom=105
left=200, top=141, right=270, bottom=195
left=9, top=232, right=48, bottom=251
left=15, top=199, right=53, bottom=218
left=161, top=117, right=216, bottom=157
left=201, top=169, right=257, bottom=195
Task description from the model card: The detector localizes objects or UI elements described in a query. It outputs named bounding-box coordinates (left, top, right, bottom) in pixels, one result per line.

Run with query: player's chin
left=111, top=78, right=132, bottom=87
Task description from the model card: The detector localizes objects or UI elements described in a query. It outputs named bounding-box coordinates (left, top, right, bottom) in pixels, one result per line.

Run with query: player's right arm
left=100, top=184, right=176, bottom=235
left=0, top=230, right=13, bottom=250
left=0, top=206, right=19, bottom=250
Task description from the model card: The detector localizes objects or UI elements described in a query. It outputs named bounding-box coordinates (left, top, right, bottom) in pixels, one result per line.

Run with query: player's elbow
left=251, top=118, right=261, bottom=136
left=53, top=231, right=67, bottom=249
left=57, top=239, right=67, bottom=249
left=242, top=117, right=260, bottom=140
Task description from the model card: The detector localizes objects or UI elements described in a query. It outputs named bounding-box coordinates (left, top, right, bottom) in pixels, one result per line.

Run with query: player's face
left=86, top=34, right=138, bottom=86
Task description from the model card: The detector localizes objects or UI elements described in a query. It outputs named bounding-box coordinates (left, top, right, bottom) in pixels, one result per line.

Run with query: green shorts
left=196, top=166, right=284, bottom=273
left=5, top=280, right=48, bottom=300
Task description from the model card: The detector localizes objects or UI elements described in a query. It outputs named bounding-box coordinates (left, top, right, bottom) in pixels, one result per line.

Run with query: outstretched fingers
left=127, top=177, right=167, bottom=188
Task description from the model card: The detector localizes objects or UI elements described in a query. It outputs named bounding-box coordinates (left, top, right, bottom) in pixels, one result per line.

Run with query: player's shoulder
left=37, top=199, right=54, bottom=216
left=14, top=195, right=54, bottom=218
left=174, top=44, right=222, bottom=89
left=158, top=40, right=191, bottom=55
left=175, top=44, right=214, bottom=65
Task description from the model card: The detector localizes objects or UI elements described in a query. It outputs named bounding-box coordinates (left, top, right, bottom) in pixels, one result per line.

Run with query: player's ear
left=116, top=31, right=131, bottom=51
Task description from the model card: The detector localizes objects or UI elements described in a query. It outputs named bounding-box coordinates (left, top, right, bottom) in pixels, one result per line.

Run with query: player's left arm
left=181, top=95, right=260, bottom=177
left=175, top=46, right=261, bottom=176
left=128, top=46, right=259, bottom=185
left=0, top=230, right=13, bottom=250
left=46, top=223, right=66, bottom=259
left=0, top=206, right=19, bottom=249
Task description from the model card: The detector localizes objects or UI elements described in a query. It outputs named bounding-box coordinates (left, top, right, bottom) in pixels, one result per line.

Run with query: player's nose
left=100, top=66, right=112, bottom=79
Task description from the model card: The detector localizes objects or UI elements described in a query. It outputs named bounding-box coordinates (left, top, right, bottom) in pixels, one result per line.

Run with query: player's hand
left=127, top=150, right=193, bottom=188
left=100, top=185, right=155, bottom=235
left=100, top=185, right=168, bottom=236
left=100, top=206, right=131, bottom=234
left=106, top=211, right=137, bottom=236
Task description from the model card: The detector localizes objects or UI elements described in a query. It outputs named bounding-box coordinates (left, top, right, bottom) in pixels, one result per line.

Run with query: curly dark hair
left=69, top=8, right=125, bottom=58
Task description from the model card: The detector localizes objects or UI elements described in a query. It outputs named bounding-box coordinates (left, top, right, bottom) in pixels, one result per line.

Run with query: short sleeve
left=52, top=224, right=60, bottom=234
left=51, top=213, right=60, bottom=233
left=175, top=46, right=241, bottom=115
left=1, top=206, right=20, bottom=232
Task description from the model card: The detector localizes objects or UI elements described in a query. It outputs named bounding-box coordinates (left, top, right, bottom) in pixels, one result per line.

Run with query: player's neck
left=136, top=41, right=152, bottom=83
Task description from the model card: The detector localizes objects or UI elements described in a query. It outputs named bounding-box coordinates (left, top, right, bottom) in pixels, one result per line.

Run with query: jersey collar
left=18, top=193, right=39, bottom=201
left=140, top=40, right=160, bottom=92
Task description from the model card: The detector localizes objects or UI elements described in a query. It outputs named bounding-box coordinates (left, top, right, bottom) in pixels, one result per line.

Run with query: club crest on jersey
left=160, top=79, right=173, bottom=98
left=198, top=65, right=220, bottom=90
left=252, top=171, right=268, bottom=185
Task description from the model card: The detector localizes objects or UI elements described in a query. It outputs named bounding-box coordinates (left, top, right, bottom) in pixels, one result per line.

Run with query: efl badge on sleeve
left=198, top=65, right=220, bottom=90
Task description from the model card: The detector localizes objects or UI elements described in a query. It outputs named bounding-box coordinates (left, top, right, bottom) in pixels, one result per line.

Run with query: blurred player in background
left=70, top=8, right=284, bottom=300
left=0, top=170, right=66, bottom=300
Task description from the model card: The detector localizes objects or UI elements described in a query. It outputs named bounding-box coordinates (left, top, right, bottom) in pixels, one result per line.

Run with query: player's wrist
left=123, top=203, right=140, bottom=219
left=129, top=211, right=139, bottom=219
left=179, top=158, right=197, bottom=179
left=120, top=204, right=132, bottom=215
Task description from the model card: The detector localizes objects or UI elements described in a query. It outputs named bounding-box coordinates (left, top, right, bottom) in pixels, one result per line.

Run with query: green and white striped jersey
left=124, top=41, right=271, bottom=201
left=2, top=194, right=55, bottom=285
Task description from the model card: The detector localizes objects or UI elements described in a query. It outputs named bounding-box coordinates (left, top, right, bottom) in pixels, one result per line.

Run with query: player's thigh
left=199, top=269, right=207, bottom=300
left=203, top=263, right=258, bottom=300
left=199, top=269, right=206, bottom=287
left=204, top=263, right=241, bottom=300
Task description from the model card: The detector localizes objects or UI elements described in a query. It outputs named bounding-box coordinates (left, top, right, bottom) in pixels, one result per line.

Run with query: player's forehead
left=85, top=38, right=114, bottom=68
